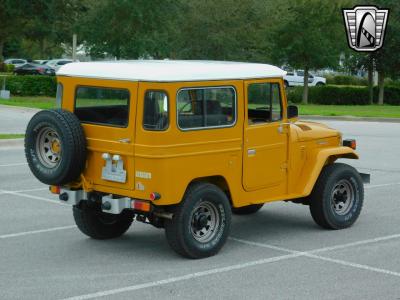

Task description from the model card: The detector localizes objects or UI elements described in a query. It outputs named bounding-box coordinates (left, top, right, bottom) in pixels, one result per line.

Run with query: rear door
left=71, top=79, right=138, bottom=192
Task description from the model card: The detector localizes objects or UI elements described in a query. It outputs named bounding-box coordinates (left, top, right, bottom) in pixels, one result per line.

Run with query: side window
left=56, top=83, right=63, bottom=108
left=75, top=86, right=130, bottom=127
left=143, top=91, right=169, bottom=131
left=248, top=83, right=282, bottom=124
left=271, top=84, right=282, bottom=122
left=177, top=87, right=236, bottom=130
left=297, top=70, right=304, bottom=77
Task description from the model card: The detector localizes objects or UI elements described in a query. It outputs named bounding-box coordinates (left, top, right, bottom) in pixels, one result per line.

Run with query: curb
left=0, top=138, right=24, bottom=149
left=0, top=104, right=40, bottom=113
left=300, top=115, right=400, bottom=123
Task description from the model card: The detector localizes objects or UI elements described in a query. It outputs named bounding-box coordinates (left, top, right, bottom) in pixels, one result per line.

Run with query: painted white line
left=63, top=232, right=400, bottom=300
left=230, top=236, right=400, bottom=278
left=0, top=162, right=27, bottom=167
left=62, top=252, right=302, bottom=300
left=0, top=187, right=47, bottom=195
left=304, top=253, right=400, bottom=277
left=0, top=225, right=76, bottom=239
left=366, top=182, right=400, bottom=189
left=0, top=190, right=69, bottom=206
left=309, top=233, right=400, bottom=254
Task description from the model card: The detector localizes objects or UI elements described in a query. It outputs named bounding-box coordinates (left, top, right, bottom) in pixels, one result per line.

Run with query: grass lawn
left=0, top=134, right=25, bottom=139
left=297, top=104, right=400, bottom=118
left=1, top=96, right=400, bottom=118
left=0, top=96, right=56, bottom=109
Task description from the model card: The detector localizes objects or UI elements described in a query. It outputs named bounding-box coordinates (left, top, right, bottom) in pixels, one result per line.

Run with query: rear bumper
left=359, top=173, right=370, bottom=184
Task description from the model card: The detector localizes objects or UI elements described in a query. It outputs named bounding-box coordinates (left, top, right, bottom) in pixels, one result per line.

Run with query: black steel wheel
left=309, top=163, right=364, bottom=229
left=165, top=183, right=232, bottom=259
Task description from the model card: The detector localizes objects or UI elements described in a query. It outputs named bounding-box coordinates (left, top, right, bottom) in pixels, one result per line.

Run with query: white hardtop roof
left=57, top=60, right=286, bottom=82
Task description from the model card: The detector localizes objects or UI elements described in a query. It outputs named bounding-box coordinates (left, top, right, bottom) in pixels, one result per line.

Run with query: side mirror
left=287, top=105, right=298, bottom=119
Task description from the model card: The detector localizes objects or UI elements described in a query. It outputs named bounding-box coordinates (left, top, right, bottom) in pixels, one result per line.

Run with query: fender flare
left=301, top=147, right=359, bottom=196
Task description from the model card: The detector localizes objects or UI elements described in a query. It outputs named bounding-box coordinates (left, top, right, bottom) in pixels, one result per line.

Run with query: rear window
left=177, top=87, right=236, bottom=130
left=75, top=86, right=130, bottom=127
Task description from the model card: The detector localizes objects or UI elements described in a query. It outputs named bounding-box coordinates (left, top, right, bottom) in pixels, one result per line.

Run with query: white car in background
left=46, top=59, right=76, bottom=71
left=284, top=70, right=326, bottom=88
left=4, top=58, right=28, bottom=68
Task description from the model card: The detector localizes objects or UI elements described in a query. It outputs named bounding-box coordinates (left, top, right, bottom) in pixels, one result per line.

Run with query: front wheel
left=73, top=202, right=133, bottom=239
left=309, top=163, right=363, bottom=230
left=165, top=183, right=232, bottom=258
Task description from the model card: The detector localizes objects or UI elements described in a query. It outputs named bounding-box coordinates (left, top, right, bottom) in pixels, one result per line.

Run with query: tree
left=370, top=0, right=400, bottom=104
left=79, top=0, right=178, bottom=59
left=0, top=0, right=29, bottom=61
left=23, top=0, right=88, bottom=59
left=270, top=0, right=348, bottom=104
left=173, top=0, right=272, bottom=62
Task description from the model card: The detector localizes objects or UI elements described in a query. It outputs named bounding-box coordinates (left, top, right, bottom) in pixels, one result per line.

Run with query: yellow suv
left=25, top=61, right=369, bottom=258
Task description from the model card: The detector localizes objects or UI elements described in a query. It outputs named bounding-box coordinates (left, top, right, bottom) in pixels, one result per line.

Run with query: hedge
left=2, top=75, right=57, bottom=97
left=287, top=85, right=400, bottom=105
left=326, top=75, right=368, bottom=86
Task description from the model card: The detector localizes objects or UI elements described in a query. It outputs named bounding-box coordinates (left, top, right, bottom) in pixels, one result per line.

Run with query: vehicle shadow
left=65, top=205, right=321, bottom=260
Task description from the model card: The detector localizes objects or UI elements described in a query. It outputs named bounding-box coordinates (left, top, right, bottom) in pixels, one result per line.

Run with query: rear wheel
left=73, top=202, right=133, bottom=239
left=309, top=163, right=363, bottom=229
left=232, top=204, right=264, bottom=215
left=165, top=183, right=231, bottom=258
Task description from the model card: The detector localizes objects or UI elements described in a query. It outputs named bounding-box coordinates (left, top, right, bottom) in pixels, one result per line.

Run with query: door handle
left=278, top=122, right=292, bottom=134
left=248, top=149, right=256, bottom=156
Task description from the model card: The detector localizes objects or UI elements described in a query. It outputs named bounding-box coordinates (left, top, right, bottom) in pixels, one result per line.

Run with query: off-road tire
left=25, top=109, right=86, bottom=185
left=165, top=183, right=232, bottom=259
left=232, top=204, right=264, bottom=215
left=309, top=163, right=363, bottom=230
left=73, top=202, right=133, bottom=239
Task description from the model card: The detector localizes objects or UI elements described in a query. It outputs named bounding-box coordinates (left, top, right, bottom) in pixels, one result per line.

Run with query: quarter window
left=75, top=86, right=129, bottom=127
left=177, top=87, right=236, bottom=130
left=248, top=83, right=282, bottom=124
left=143, top=91, right=169, bottom=131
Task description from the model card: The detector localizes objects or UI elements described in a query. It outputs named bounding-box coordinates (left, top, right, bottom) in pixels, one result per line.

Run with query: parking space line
left=0, top=187, right=47, bottom=195
left=230, top=236, right=400, bottom=278
left=365, top=182, right=400, bottom=189
left=62, top=253, right=302, bottom=300
left=0, top=190, right=69, bottom=206
left=62, top=233, right=400, bottom=300
left=0, top=162, right=28, bottom=167
left=0, top=225, right=76, bottom=239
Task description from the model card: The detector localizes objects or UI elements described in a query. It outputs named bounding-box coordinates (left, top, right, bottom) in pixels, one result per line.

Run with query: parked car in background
left=284, top=70, right=326, bottom=88
left=46, top=59, right=75, bottom=71
left=33, top=60, right=49, bottom=65
left=14, top=63, right=55, bottom=76
left=4, top=58, right=28, bottom=68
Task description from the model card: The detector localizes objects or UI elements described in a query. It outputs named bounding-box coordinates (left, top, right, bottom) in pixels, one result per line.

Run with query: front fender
left=300, top=147, right=359, bottom=197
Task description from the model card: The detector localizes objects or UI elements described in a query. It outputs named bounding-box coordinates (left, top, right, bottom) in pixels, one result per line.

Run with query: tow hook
left=59, top=193, right=69, bottom=201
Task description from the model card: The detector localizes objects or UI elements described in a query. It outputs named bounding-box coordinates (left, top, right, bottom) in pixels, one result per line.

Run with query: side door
left=242, top=79, right=288, bottom=194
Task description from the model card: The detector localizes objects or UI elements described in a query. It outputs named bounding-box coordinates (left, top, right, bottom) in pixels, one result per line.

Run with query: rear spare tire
left=25, top=109, right=86, bottom=185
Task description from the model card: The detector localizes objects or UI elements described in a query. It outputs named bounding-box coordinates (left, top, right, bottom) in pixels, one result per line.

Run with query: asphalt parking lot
left=1, top=119, right=400, bottom=300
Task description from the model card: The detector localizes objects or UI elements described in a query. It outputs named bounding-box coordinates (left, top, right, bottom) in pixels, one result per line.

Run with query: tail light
left=131, top=200, right=151, bottom=212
